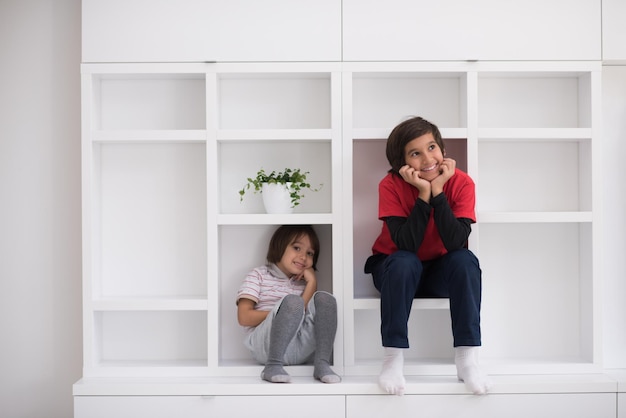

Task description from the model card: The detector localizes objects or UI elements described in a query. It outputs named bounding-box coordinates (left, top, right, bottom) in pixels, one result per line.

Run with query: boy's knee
left=386, top=250, right=422, bottom=274
left=448, top=249, right=480, bottom=270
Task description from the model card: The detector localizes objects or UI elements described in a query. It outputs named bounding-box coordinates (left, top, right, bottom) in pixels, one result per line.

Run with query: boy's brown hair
left=266, top=225, right=320, bottom=270
left=386, top=116, right=446, bottom=174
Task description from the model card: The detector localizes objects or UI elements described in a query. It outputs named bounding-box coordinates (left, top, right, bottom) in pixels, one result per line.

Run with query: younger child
left=365, top=116, right=491, bottom=395
left=237, top=225, right=341, bottom=384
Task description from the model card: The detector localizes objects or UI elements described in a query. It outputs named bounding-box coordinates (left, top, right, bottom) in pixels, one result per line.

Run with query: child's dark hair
left=386, top=116, right=446, bottom=174
left=266, top=225, right=320, bottom=270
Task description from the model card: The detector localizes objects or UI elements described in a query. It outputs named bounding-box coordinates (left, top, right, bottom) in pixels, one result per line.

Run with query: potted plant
left=239, top=168, right=321, bottom=214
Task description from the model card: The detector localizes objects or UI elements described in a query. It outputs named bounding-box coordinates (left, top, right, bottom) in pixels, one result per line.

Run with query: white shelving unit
left=342, top=61, right=602, bottom=376
left=79, top=60, right=602, bottom=382
left=81, top=62, right=343, bottom=378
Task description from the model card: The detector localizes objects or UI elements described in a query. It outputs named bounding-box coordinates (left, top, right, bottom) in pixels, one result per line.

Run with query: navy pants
left=367, top=249, right=482, bottom=348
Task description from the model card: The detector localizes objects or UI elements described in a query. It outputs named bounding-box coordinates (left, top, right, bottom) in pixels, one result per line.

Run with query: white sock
left=455, top=346, right=492, bottom=395
left=379, top=347, right=406, bottom=395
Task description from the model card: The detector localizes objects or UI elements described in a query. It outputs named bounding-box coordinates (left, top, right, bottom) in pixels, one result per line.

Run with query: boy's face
left=403, top=133, right=445, bottom=182
left=276, top=234, right=315, bottom=277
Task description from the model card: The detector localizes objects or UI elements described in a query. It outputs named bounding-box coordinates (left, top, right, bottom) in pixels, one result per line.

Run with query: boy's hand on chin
left=430, top=158, right=456, bottom=194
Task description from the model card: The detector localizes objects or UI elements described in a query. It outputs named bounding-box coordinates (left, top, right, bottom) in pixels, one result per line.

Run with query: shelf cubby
left=218, top=140, right=332, bottom=215
left=92, top=73, right=206, bottom=131
left=217, top=224, right=335, bottom=369
left=90, top=142, right=207, bottom=300
left=217, top=72, right=332, bottom=130
left=93, top=310, right=208, bottom=368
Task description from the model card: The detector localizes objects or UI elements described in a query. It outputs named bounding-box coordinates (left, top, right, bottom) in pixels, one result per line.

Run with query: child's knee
left=313, top=291, right=337, bottom=310
left=386, top=250, right=422, bottom=275
left=281, top=294, right=305, bottom=312
left=449, top=249, right=480, bottom=270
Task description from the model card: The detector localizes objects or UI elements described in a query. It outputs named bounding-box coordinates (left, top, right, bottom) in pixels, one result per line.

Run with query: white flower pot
left=261, top=182, right=294, bottom=214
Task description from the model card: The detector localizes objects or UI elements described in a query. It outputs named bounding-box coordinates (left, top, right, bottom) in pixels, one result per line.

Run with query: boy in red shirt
left=365, top=116, right=491, bottom=395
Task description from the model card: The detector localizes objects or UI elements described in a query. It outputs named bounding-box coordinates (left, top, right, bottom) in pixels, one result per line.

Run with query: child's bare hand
left=294, top=267, right=316, bottom=284
left=431, top=158, right=456, bottom=195
left=399, top=165, right=431, bottom=198
left=301, top=268, right=316, bottom=284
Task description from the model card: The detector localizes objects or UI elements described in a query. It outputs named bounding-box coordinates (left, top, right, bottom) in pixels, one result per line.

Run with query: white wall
left=0, top=1, right=82, bottom=418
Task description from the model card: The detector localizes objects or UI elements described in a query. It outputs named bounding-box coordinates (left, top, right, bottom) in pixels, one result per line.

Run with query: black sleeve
left=430, top=193, right=473, bottom=251
left=384, top=198, right=431, bottom=252
left=385, top=194, right=474, bottom=253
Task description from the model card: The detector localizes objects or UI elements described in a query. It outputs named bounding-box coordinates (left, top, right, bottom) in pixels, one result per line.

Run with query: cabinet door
left=602, top=0, right=626, bottom=62
left=82, top=0, right=341, bottom=62
left=343, top=0, right=600, bottom=61
left=75, top=396, right=345, bottom=418
left=82, top=0, right=216, bottom=62
left=347, top=393, right=616, bottom=418
left=212, top=0, right=341, bottom=62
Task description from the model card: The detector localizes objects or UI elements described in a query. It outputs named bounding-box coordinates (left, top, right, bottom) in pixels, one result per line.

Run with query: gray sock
left=261, top=295, right=304, bottom=383
left=312, top=292, right=341, bottom=383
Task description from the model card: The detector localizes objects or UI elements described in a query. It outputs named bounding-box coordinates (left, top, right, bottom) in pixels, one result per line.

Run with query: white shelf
left=351, top=128, right=468, bottom=140
left=73, top=373, right=617, bottom=396
left=478, top=128, right=593, bottom=140
left=93, top=130, right=207, bottom=142
left=217, top=214, right=334, bottom=225
left=477, top=211, right=593, bottom=223
left=352, top=298, right=450, bottom=310
left=217, top=129, right=333, bottom=141
left=92, top=298, right=209, bottom=311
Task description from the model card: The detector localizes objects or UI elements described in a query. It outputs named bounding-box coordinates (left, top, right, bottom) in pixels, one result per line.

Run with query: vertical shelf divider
left=330, top=69, right=345, bottom=373
left=80, top=69, right=96, bottom=376
left=465, top=70, right=480, bottom=253
left=206, top=68, right=219, bottom=373
left=341, top=70, right=355, bottom=370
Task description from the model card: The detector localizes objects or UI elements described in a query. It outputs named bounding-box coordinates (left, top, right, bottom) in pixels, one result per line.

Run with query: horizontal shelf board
left=478, top=128, right=592, bottom=140
left=216, top=361, right=315, bottom=377
left=350, top=128, right=467, bottom=140
left=217, top=129, right=333, bottom=141
left=480, top=359, right=601, bottom=375
left=92, top=130, right=207, bottom=142
left=83, top=363, right=210, bottom=379
left=218, top=213, right=334, bottom=225
left=348, top=358, right=601, bottom=377
left=344, top=61, right=481, bottom=73
left=91, top=298, right=209, bottom=311
left=352, top=298, right=449, bottom=310
left=605, top=369, right=626, bottom=392
left=477, top=211, right=593, bottom=223
left=215, top=62, right=342, bottom=74
left=73, top=373, right=617, bottom=396
left=82, top=63, right=210, bottom=74
left=344, top=61, right=600, bottom=74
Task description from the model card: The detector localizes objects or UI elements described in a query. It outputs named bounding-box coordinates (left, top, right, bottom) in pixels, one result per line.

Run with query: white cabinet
left=82, top=0, right=341, bottom=62
left=342, top=0, right=601, bottom=61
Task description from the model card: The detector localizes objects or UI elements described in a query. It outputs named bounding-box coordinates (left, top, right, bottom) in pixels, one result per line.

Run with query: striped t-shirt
left=237, top=263, right=306, bottom=313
